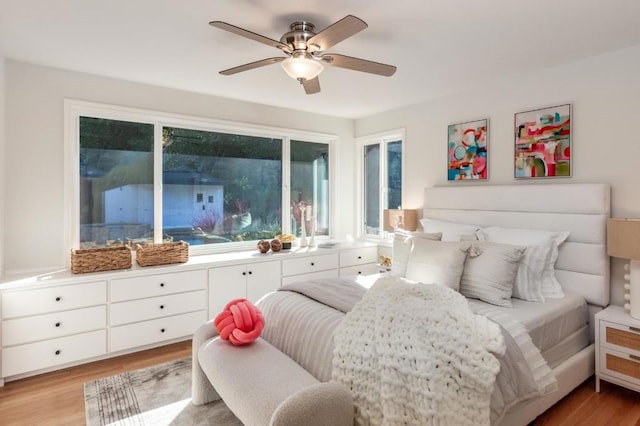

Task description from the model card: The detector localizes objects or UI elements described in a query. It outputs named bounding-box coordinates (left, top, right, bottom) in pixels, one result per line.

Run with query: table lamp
left=383, top=209, right=417, bottom=232
left=607, top=218, right=640, bottom=319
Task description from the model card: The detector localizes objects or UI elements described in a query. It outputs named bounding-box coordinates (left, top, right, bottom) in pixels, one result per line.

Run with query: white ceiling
left=1, top=0, right=640, bottom=119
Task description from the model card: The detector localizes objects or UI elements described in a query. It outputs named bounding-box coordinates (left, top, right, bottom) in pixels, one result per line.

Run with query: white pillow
left=420, top=218, right=480, bottom=242
left=477, top=227, right=569, bottom=301
left=405, top=238, right=470, bottom=290
left=390, top=231, right=442, bottom=277
left=460, top=242, right=525, bottom=307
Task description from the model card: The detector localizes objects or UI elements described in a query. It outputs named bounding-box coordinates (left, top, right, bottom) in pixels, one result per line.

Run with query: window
left=162, top=127, right=282, bottom=245
left=290, top=140, right=330, bottom=239
left=358, top=130, right=405, bottom=237
left=68, top=101, right=334, bottom=253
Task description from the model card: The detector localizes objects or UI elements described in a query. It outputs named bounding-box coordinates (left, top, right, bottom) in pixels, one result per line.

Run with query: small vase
left=300, top=221, right=308, bottom=247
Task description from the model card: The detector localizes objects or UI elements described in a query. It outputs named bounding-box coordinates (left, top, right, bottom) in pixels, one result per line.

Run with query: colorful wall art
left=514, top=104, right=571, bottom=179
left=447, top=119, right=488, bottom=181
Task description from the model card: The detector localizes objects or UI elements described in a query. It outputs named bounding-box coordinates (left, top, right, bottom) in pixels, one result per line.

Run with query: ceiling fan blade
left=307, top=15, right=367, bottom=51
left=322, top=53, right=397, bottom=77
left=209, top=21, right=292, bottom=52
left=302, top=77, right=321, bottom=94
left=219, top=57, right=285, bottom=75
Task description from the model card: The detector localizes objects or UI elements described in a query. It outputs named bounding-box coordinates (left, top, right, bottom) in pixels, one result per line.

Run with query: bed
left=193, top=183, right=610, bottom=425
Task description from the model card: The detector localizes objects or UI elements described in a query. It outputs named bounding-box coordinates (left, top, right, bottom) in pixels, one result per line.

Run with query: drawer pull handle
left=358, top=256, right=362, bottom=259
left=160, top=305, right=165, bottom=309
left=161, top=328, right=166, bottom=333
left=242, top=272, right=246, bottom=276
left=55, top=297, right=61, bottom=302
left=311, top=262, right=315, bottom=266
left=248, top=271, right=253, bottom=275
left=358, top=271, right=362, bottom=275
left=55, top=322, right=61, bottom=327
left=55, top=350, right=61, bottom=356
left=160, top=283, right=165, bottom=287
left=630, top=326, right=640, bottom=333
left=631, top=354, right=640, bottom=362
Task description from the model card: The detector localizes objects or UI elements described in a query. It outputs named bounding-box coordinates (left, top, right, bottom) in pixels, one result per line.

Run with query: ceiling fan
left=209, top=15, right=397, bottom=95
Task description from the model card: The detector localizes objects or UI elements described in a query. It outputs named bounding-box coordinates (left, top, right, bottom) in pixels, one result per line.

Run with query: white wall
left=4, top=60, right=355, bottom=274
left=0, top=55, right=5, bottom=279
left=355, top=44, right=640, bottom=307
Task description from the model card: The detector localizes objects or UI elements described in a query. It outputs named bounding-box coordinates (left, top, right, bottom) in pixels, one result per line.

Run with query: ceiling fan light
left=281, top=57, right=324, bottom=80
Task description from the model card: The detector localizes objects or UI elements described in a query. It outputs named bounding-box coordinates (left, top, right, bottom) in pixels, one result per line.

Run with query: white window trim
left=355, top=128, right=406, bottom=240
left=64, top=99, right=337, bottom=258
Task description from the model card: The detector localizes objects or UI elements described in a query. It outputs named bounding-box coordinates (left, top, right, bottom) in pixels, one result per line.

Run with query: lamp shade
left=383, top=209, right=417, bottom=232
left=607, top=218, right=640, bottom=260
left=281, top=56, right=324, bottom=80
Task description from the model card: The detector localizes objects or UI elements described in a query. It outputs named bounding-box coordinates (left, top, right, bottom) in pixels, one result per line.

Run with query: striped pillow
left=390, top=231, right=442, bottom=278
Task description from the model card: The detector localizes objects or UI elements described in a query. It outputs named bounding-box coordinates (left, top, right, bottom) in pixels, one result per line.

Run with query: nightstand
left=595, top=305, right=640, bottom=393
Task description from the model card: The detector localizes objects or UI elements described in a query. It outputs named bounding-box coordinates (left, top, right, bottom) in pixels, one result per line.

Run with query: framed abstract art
left=514, top=103, right=571, bottom=179
left=447, top=119, right=488, bottom=181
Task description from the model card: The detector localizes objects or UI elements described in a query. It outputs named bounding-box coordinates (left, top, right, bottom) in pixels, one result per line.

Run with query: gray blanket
left=259, top=277, right=553, bottom=424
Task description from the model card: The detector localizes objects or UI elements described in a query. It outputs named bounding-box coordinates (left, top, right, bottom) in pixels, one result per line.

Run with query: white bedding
left=355, top=272, right=590, bottom=369
left=469, top=290, right=589, bottom=366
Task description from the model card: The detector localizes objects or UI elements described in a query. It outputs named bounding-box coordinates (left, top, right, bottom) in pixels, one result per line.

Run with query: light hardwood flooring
left=0, top=340, right=638, bottom=425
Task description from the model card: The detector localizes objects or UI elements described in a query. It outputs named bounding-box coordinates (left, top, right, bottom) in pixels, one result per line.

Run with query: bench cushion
left=198, top=337, right=321, bottom=425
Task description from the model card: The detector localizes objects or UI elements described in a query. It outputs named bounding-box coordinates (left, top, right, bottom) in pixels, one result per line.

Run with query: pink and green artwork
left=514, top=104, right=571, bottom=179
left=447, top=119, right=488, bottom=181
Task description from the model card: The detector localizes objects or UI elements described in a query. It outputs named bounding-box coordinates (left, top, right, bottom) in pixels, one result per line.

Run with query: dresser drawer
left=2, top=305, right=106, bottom=347
left=111, top=269, right=207, bottom=302
left=110, top=310, right=207, bottom=352
left=2, top=330, right=107, bottom=377
left=599, top=319, right=640, bottom=355
left=599, top=347, right=640, bottom=385
left=282, top=253, right=339, bottom=277
left=2, top=281, right=107, bottom=319
left=339, top=263, right=379, bottom=278
left=110, top=290, right=207, bottom=326
left=281, top=269, right=339, bottom=286
left=340, top=246, right=378, bottom=267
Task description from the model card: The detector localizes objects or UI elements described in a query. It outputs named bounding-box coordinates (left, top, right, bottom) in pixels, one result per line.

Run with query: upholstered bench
left=192, top=320, right=354, bottom=426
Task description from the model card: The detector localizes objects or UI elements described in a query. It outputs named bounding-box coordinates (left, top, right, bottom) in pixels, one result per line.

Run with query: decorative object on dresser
left=607, top=218, right=640, bottom=319
left=70, top=245, right=132, bottom=274
left=447, top=118, right=489, bottom=181
left=257, top=240, right=271, bottom=253
left=514, top=103, right=571, bottom=179
left=595, top=305, right=640, bottom=393
left=383, top=208, right=417, bottom=232
left=135, top=241, right=189, bottom=266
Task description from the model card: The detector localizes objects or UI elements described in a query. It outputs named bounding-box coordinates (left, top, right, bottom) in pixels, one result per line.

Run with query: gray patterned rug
left=84, top=357, right=242, bottom=425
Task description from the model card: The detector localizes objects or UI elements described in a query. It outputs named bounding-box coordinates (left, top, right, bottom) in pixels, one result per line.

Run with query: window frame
left=355, top=129, right=406, bottom=239
left=64, top=99, right=336, bottom=256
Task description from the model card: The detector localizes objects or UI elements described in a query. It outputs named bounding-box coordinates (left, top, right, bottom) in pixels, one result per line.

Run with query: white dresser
left=1, top=281, right=107, bottom=378
left=0, top=241, right=378, bottom=384
left=109, top=269, right=208, bottom=352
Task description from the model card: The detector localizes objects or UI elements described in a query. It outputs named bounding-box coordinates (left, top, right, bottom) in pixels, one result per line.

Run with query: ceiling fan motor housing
left=280, top=22, right=319, bottom=51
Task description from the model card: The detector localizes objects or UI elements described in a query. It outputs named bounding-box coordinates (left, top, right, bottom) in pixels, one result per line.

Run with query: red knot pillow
left=214, top=298, right=265, bottom=346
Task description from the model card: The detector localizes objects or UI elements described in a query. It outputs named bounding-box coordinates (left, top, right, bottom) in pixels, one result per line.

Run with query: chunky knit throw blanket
left=331, top=277, right=506, bottom=426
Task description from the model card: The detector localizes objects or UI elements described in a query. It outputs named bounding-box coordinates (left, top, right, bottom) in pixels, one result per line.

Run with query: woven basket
left=71, top=245, right=132, bottom=274
left=135, top=241, right=189, bottom=267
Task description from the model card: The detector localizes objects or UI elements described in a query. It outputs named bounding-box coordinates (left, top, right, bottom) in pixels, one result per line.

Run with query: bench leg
left=271, top=382, right=354, bottom=426
left=192, top=320, right=222, bottom=405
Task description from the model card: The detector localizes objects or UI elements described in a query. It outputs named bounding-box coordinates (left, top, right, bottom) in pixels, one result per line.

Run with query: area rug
left=84, top=357, right=242, bottom=425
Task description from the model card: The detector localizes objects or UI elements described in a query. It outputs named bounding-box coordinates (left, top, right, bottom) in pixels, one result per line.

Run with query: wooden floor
left=0, top=340, right=638, bottom=425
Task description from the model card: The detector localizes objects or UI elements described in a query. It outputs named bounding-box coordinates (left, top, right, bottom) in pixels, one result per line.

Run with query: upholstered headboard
left=423, top=184, right=610, bottom=315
